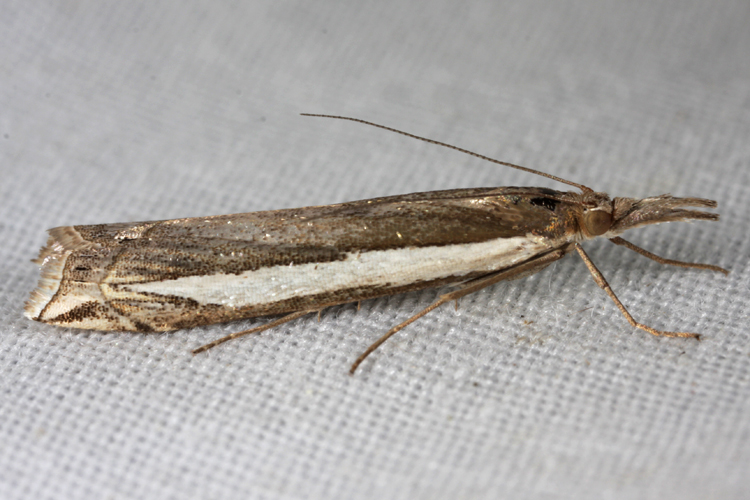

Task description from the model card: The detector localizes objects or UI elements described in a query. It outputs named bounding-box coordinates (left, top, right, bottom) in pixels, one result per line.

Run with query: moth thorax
left=581, top=209, right=612, bottom=237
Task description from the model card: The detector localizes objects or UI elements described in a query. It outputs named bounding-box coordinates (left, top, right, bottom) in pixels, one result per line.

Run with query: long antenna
left=301, top=113, right=592, bottom=193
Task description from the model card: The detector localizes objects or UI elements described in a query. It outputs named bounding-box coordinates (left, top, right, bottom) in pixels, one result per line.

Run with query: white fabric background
left=1, top=1, right=748, bottom=499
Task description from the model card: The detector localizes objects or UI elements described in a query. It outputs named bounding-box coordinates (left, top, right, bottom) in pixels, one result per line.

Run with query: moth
left=26, top=114, right=728, bottom=373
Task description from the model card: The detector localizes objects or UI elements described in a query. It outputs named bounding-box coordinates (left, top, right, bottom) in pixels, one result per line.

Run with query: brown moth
left=25, top=114, right=728, bottom=373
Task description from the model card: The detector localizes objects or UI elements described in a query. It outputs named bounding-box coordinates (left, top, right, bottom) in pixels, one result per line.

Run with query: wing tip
left=26, top=226, right=89, bottom=320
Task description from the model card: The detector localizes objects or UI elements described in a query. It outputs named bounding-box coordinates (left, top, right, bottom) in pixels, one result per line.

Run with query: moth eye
left=583, top=210, right=612, bottom=236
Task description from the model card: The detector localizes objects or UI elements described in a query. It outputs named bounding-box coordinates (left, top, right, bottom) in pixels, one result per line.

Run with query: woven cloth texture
left=1, top=1, right=748, bottom=499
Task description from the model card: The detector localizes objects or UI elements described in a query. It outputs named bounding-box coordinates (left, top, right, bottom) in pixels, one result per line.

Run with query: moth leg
left=609, top=236, right=728, bottom=275
left=349, top=248, right=566, bottom=374
left=574, top=243, right=701, bottom=340
left=192, top=310, right=315, bottom=355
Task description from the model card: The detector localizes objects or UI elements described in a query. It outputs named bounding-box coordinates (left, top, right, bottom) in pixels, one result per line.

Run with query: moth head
left=576, top=192, right=615, bottom=238
left=605, top=195, right=720, bottom=237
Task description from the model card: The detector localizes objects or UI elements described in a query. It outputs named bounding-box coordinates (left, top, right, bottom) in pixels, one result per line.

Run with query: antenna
left=301, top=113, right=592, bottom=193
